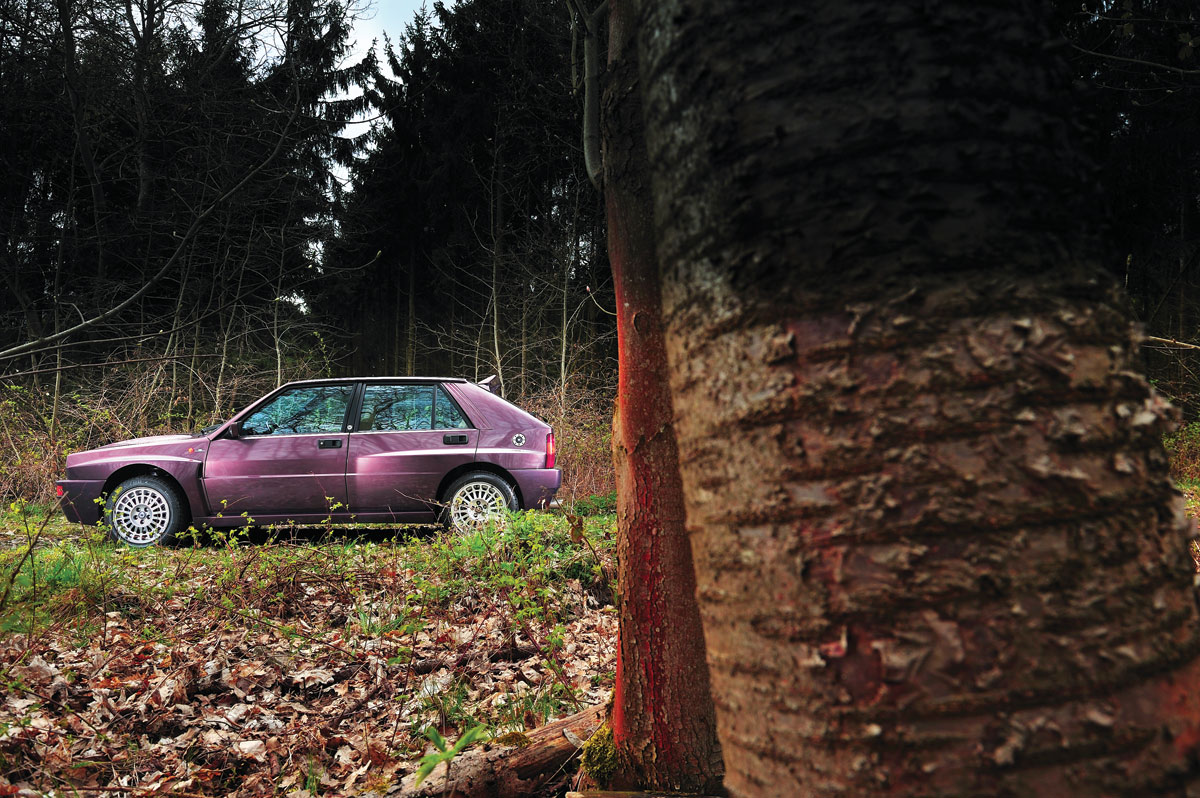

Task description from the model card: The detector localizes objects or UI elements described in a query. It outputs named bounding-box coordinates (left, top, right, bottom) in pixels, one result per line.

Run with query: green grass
left=0, top=507, right=614, bottom=638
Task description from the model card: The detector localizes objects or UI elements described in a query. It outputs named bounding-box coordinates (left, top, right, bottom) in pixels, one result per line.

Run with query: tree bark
left=602, top=0, right=722, bottom=791
left=636, top=1, right=1200, bottom=795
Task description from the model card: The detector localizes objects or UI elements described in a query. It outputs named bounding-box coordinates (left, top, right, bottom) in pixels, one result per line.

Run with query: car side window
left=435, top=387, right=470, bottom=430
left=360, top=385, right=434, bottom=431
left=241, top=385, right=352, bottom=436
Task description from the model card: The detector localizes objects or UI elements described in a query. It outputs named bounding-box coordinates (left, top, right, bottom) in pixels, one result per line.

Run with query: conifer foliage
left=0, top=0, right=372, bottom=386
left=321, top=0, right=611, bottom=395
left=0, top=0, right=612, bottom=407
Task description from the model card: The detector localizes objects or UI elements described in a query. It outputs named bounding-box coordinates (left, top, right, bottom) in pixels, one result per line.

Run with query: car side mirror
left=226, top=421, right=241, bottom=440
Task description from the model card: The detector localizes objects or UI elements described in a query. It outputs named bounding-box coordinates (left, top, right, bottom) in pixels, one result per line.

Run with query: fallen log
left=566, top=793, right=724, bottom=798
left=395, top=704, right=605, bottom=797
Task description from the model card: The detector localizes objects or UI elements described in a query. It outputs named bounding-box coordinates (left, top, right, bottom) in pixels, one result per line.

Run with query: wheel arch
left=437, top=463, right=524, bottom=508
left=102, top=466, right=193, bottom=524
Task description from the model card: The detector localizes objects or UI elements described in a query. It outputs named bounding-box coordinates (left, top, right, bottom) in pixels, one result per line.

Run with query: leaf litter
left=0, top=510, right=617, bottom=797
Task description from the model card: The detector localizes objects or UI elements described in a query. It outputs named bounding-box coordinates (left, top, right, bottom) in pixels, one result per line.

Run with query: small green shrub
left=520, top=390, right=614, bottom=501
left=570, top=491, right=617, bottom=516
left=1166, top=421, right=1200, bottom=482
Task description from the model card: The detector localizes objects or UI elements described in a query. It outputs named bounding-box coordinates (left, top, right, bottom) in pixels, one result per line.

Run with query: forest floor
left=0, top=509, right=617, bottom=797
left=2, top=484, right=1198, bottom=798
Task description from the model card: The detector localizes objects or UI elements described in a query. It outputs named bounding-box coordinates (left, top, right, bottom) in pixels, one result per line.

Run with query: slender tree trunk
left=393, top=268, right=401, bottom=374
left=447, top=279, right=455, bottom=376
left=275, top=213, right=288, bottom=387
left=166, top=249, right=192, bottom=429
left=50, top=143, right=77, bottom=440
left=1177, top=150, right=1196, bottom=396
left=214, top=307, right=231, bottom=422
left=490, top=140, right=507, bottom=395
left=520, top=297, right=527, bottom=401
left=129, top=0, right=159, bottom=218
left=214, top=237, right=248, bottom=420
left=492, top=253, right=504, bottom=394
left=602, top=0, right=722, bottom=790
left=186, top=331, right=198, bottom=424
left=491, top=258, right=504, bottom=394
left=407, top=263, right=416, bottom=376
left=636, top=1, right=1200, bottom=795
left=56, top=0, right=108, bottom=283
left=50, top=272, right=62, bottom=439
left=474, top=306, right=484, bottom=383
left=560, top=245, right=571, bottom=412
left=274, top=266, right=283, bottom=388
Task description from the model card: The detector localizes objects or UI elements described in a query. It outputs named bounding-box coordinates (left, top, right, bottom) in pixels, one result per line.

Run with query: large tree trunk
left=636, top=1, right=1200, bottom=795
left=602, top=0, right=722, bottom=791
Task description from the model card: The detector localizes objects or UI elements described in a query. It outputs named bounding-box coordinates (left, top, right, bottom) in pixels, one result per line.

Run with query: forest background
left=4, top=0, right=1200, bottom=500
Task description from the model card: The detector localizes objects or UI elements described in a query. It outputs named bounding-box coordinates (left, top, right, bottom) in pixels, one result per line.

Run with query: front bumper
left=56, top=479, right=104, bottom=524
left=512, top=468, right=562, bottom=509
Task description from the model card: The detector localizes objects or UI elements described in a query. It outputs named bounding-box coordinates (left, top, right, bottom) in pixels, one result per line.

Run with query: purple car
left=56, top=377, right=561, bottom=546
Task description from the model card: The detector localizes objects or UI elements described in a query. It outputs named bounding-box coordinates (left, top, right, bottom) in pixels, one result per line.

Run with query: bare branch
left=1069, top=41, right=1200, bottom=75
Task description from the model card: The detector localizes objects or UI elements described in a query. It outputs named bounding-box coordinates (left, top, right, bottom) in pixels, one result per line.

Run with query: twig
left=57, top=786, right=212, bottom=798
left=1145, top=335, right=1200, bottom=352
left=0, top=514, right=46, bottom=615
left=1069, top=41, right=1200, bottom=75
left=3, top=353, right=223, bottom=380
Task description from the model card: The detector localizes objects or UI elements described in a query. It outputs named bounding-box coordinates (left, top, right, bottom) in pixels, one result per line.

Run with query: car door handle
left=443, top=434, right=469, bottom=445
left=318, top=439, right=342, bottom=449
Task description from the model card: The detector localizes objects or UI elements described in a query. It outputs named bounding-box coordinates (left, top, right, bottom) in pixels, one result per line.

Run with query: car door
left=202, top=384, right=354, bottom=516
left=347, top=383, right=478, bottom=513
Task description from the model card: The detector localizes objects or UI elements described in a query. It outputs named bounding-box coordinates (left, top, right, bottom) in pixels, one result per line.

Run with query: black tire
left=104, top=474, right=187, bottom=547
left=442, top=471, right=518, bottom=534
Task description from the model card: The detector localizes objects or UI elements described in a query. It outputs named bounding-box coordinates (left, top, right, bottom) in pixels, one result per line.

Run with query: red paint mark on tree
left=602, top=0, right=721, bottom=788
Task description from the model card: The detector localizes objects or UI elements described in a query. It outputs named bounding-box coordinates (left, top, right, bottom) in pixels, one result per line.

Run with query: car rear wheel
left=444, top=472, right=518, bottom=534
left=104, top=475, right=186, bottom=547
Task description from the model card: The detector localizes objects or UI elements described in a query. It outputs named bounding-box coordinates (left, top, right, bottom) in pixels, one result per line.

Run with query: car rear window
left=360, top=385, right=434, bottom=431
left=435, top=386, right=470, bottom=429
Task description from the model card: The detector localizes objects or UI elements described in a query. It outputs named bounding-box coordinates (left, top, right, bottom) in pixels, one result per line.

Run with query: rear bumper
left=57, top=479, right=104, bottom=524
left=512, top=468, right=562, bottom=509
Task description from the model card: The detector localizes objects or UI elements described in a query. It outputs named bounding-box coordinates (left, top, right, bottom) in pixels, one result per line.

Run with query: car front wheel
left=444, top=472, right=518, bottom=534
left=104, top=475, right=186, bottom=547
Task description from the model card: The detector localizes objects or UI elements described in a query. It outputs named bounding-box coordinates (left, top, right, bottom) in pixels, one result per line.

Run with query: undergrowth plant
left=1166, top=420, right=1200, bottom=484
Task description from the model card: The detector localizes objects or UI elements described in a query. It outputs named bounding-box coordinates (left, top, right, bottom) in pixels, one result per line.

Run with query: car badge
left=512, top=433, right=526, bottom=446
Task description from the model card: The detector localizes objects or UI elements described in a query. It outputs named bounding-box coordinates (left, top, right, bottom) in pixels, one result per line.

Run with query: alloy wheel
left=111, top=486, right=172, bottom=545
left=450, top=481, right=508, bottom=533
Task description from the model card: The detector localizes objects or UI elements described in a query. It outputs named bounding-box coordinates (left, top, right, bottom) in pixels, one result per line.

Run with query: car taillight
left=55, top=484, right=64, bottom=498
left=546, top=432, right=556, bottom=469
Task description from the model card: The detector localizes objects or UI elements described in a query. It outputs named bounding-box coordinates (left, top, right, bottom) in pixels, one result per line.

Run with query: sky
left=335, top=1, right=430, bottom=147
left=346, top=0, right=430, bottom=65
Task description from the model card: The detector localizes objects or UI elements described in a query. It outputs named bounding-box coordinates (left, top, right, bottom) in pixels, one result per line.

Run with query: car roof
left=270, top=376, right=543, bottom=428
left=279, top=376, right=468, bottom=388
